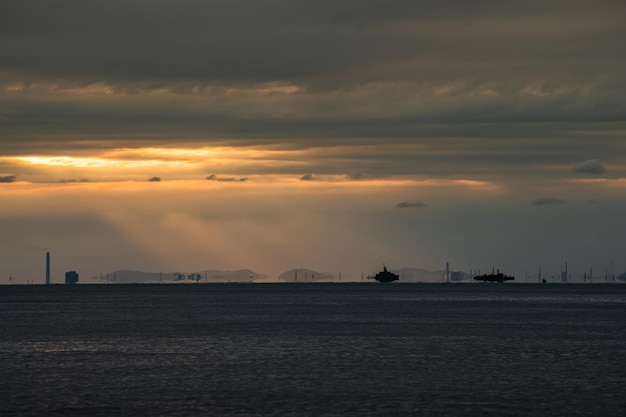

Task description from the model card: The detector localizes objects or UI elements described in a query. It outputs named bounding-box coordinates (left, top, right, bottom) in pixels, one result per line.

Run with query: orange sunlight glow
left=5, top=146, right=310, bottom=170
left=2, top=146, right=503, bottom=193
left=14, top=156, right=172, bottom=168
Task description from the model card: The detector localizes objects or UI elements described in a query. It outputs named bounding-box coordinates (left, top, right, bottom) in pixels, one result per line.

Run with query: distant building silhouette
left=187, top=273, right=201, bottom=281
left=473, top=268, right=514, bottom=283
left=45, top=252, right=50, bottom=285
left=450, top=271, right=464, bottom=282
left=65, top=271, right=79, bottom=285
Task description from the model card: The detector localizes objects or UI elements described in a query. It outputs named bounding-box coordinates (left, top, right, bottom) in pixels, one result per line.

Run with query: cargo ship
left=473, top=269, right=514, bottom=283
left=368, top=265, right=400, bottom=283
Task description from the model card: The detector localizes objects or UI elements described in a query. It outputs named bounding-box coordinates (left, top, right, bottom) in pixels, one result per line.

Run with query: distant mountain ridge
left=278, top=269, right=335, bottom=282
left=393, top=267, right=446, bottom=282
left=98, top=266, right=471, bottom=283
left=100, top=269, right=266, bottom=283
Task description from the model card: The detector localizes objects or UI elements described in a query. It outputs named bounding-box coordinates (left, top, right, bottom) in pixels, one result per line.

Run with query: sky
left=1, top=0, right=625, bottom=283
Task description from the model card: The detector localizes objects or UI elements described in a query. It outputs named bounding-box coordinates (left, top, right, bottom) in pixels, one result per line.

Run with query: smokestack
left=45, top=252, right=50, bottom=285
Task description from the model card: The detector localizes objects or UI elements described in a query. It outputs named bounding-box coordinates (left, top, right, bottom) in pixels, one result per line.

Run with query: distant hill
left=383, top=267, right=470, bottom=283
left=199, top=269, right=267, bottom=283
left=392, top=267, right=445, bottom=282
left=98, top=266, right=472, bottom=283
left=278, top=269, right=335, bottom=282
left=100, top=269, right=266, bottom=283
left=100, top=270, right=162, bottom=284
left=278, top=267, right=468, bottom=283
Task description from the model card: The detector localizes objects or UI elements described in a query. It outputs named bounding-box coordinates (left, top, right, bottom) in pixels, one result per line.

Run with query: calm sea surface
left=1, top=283, right=625, bottom=416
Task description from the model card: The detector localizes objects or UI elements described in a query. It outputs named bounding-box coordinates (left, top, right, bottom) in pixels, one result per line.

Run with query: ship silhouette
left=368, top=264, right=400, bottom=283
left=473, top=268, right=514, bottom=283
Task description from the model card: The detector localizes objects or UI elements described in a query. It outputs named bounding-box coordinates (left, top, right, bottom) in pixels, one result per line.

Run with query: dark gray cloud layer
left=1, top=1, right=625, bottom=179
left=3, top=1, right=624, bottom=84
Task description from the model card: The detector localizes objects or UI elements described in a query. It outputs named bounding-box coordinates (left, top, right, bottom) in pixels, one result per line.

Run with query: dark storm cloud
left=573, top=159, right=606, bottom=175
left=396, top=201, right=428, bottom=209
left=1, top=1, right=625, bottom=179
left=530, top=198, right=566, bottom=206
left=2, top=1, right=624, bottom=85
left=2, top=0, right=624, bottom=98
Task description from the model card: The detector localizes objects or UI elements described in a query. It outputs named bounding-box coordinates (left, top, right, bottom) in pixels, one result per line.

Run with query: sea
left=1, top=283, right=625, bottom=416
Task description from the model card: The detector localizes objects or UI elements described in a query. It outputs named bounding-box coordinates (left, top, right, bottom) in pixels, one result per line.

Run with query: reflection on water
left=1, top=284, right=625, bottom=416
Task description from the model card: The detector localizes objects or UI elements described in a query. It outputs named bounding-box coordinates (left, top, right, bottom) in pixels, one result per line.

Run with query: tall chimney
left=45, top=252, right=50, bottom=285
